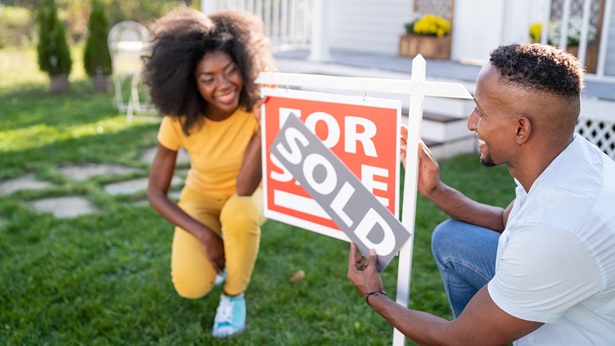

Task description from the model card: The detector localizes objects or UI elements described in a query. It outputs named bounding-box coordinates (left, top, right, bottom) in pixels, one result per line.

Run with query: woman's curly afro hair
left=142, top=7, right=273, bottom=135
left=489, top=43, right=584, bottom=99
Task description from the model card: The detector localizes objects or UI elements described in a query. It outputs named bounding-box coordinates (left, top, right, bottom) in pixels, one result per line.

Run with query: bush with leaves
left=404, top=14, right=451, bottom=37
left=36, top=0, right=72, bottom=76
left=529, top=17, right=597, bottom=46
left=413, top=14, right=451, bottom=37
left=83, top=0, right=112, bottom=77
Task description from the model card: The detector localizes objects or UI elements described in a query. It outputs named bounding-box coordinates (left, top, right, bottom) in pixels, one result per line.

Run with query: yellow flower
left=413, top=14, right=451, bottom=37
left=529, top=22, right=548, bottom=43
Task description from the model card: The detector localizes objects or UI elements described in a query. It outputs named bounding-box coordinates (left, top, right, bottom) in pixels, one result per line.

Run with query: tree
left=83, top=0, right=112, bottom=77
left=36, top=0, right=72, bottom=77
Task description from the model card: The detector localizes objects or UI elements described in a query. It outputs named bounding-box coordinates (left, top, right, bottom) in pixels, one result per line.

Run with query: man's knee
left=432, top=219, right=458, bottom=247
left=431, top=219, right=471, bottom=263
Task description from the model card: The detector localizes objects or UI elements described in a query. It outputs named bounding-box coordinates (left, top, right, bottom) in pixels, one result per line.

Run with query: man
left=347, top=43, right=615, bottom=345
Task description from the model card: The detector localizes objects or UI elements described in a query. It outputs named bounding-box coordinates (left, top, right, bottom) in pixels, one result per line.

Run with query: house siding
left=328, top=0, right=412, bottom=55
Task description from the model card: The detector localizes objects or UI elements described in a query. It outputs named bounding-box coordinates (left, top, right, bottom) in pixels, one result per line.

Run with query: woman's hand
left=148, top=144, right=226, bottom=273
left=200, top=231, right=225, bottom=274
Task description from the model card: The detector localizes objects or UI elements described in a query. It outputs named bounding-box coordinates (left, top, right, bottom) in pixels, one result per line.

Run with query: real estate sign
left=270, top=114, right=410, bottom=271
left=261, top=88, right=402, bottom=246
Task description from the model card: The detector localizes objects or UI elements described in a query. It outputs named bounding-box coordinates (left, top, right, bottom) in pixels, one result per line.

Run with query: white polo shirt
left=488, top=135, right=615, bottom=345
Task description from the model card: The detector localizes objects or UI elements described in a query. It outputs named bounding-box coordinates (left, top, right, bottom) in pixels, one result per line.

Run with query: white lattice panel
left=414, top=0, right=454, bottom=22
left=576, top=117, right=615, bottom=159
left=550, top=0, right=603, bottom=22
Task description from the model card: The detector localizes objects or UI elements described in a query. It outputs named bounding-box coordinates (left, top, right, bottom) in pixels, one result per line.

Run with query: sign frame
left=256, top=55, right=473, bottom=346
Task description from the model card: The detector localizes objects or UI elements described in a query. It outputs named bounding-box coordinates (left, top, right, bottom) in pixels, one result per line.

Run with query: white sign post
left=256, top=55, right=472, bottom=346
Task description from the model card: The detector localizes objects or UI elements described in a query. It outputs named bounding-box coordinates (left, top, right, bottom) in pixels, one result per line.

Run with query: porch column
left=451, top=0, right=536, bottom=63
left=308, top=0, right=330, bottom=61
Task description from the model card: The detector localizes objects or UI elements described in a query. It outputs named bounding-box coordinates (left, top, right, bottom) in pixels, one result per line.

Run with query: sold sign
left=261, top=88, right=402, bottom=249
left=270, top=114, right=409, bottom=271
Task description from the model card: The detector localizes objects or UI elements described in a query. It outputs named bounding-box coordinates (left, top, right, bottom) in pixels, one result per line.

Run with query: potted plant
left=83, top=0, right=113, bottom=92
left=529, top=17, right=598, bottom=72
left=399, top=14, right=452, bottom=59
left=36, top=0, right=72, bottom=92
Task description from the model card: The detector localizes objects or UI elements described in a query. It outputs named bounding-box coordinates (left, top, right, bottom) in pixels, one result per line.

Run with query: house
left=201, top=0, right=615, bottom=159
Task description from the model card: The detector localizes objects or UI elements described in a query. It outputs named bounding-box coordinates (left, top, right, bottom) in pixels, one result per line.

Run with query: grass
left=0, top=47, right=516, bottom=345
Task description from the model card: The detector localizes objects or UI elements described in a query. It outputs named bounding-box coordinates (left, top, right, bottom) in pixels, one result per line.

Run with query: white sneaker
left=212, top=293, right=246, bottom=337
left=214, top=269, right=226, bottom=286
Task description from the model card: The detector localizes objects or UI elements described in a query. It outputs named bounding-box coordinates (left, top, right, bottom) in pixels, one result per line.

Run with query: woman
left=144, top=7, right=273, bottom=337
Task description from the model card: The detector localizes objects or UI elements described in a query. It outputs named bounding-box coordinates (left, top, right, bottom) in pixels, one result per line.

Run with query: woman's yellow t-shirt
left=157, top=108, right=258, bottom=197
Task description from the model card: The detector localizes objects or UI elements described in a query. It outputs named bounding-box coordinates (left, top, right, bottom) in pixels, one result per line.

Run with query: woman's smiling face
left=195, top=51, right=243, bottom=121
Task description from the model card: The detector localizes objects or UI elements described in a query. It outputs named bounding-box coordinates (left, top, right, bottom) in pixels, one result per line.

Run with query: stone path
left=0, top=174, right=54, bottom=195
left=0, top=147, right=189, bottom=219
left=59, top=163, right=140, bottom=181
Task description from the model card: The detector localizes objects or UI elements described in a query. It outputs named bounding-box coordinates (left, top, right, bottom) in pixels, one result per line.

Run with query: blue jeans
left=431, top=219, right=500, bottom=318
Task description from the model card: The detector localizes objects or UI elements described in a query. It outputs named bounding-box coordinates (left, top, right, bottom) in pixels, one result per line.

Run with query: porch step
left=421, top=111, right=471, bottom=143
left=421, top=136, right=477, bottom=159
left=406, top=111, right=477, bottom=159
left=423, top=95, right=475, bottom=118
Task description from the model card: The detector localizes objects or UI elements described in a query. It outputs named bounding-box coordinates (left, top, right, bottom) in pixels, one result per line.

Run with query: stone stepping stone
left=140, top=147, right=190, bottom=165
left=0, top=174, right=54, bottom=196
left=59, top=163, right=140, bottom=181
left=104, top=176, right=183, bottom=196
left=130, top=190, right=182, bottom=207
left=169, top=190, right=181, bottom=200
left=29, top=196, right=97, bottom=219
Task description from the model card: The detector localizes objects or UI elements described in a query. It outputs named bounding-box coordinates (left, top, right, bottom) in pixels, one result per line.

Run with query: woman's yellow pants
left=171, top=187, right=265, bottom=298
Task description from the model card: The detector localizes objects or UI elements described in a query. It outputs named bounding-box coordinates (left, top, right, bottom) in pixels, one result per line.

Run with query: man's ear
left=515, top=116, right=531, bottom=144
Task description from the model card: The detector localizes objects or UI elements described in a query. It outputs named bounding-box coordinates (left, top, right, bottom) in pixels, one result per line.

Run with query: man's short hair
left=489, top=44, right=584, bottom=98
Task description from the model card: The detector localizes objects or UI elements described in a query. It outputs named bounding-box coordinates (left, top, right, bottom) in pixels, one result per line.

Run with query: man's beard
left=480, top=154, right=496, bottom=167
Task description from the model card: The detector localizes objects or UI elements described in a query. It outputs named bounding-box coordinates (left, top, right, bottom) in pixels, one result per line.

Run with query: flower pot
left=565, top=45, right=598, bottom=73
left=50, top=74, right=69, bottom=93
left=398, top=34, right=452, bottom=60
left=91, top=75, right=111, bottom=93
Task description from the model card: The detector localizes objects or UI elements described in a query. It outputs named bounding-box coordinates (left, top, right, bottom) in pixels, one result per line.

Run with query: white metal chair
left=108, top=21, right=156, bottom=122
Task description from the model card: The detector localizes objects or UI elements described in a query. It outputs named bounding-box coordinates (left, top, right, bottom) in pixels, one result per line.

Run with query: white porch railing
left=541, top=0, right=613, bottom=79
left=201, top=0, right=312, bottom=50
left=539, top=0, right=615, bottom=158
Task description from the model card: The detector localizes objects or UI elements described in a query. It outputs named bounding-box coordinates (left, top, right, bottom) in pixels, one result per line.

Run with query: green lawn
left=0, top=48, right=515, bottom=345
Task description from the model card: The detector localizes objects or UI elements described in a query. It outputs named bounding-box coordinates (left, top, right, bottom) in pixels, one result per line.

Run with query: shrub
left=529, top=22, right=545, bottom=43
left=412, top=14, right=451, bottom=37
left=549, top=17, right=597, bottom=46
left=83, top=0, right=112, bottom=77
left=529, top=17, right=597, bottom=46
left=403, top=12, right=423, bottom=34
left=36, top=0, right=72, bottom=76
